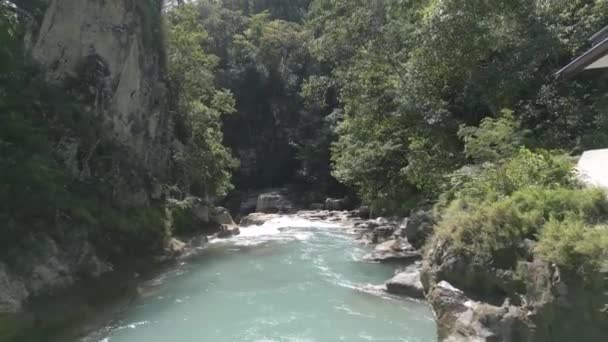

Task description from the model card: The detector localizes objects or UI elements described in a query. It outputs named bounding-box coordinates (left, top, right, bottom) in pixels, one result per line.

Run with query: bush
left=441, top=148, right=576, bottom=207
left=435, top=148, right=608, bottom=275
left=536, top=216, right=608, bottom=273
left=458, top=109, right=523, bottom=163
left=437, top=187, right=608, bottom=271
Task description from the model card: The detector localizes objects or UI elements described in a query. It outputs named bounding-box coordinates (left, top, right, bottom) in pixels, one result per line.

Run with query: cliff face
left=421, top=239, right=608, bottom=342
left=32, top=0, right=171, bottom=206
left=0, top=0, right=172, bottom=317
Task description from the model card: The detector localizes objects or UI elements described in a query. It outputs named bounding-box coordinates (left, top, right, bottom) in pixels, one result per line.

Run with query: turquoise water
left=89, top=217, right=436, bottom=342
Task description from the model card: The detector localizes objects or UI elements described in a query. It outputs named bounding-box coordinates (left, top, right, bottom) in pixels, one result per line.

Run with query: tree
left=166, top=3, right=237, bottom=198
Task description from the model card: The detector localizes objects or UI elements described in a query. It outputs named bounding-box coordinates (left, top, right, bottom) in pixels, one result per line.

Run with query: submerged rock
left=216, top=225, right=241, bottom=238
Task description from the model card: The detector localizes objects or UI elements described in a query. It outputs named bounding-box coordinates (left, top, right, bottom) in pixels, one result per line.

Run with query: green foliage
left=307, top=0, right=608, bottom=212
left=0, top=5, right=169, bottom=257
left=537, top=216, right=608, bottom=272
left=166, top=3, right=238, bottom=198
left=436, top=149, right=608, bottom=275
left=458, top=110, right=523, bottom=163
left=187, top=0, right=338, bottom=191
left=171, top=206, right=197, bottom=234
left=448, top=148, right=576, bottom=204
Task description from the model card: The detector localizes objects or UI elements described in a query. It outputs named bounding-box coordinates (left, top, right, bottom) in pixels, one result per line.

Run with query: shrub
left=435, top=147, right=608, bottom=275
left=536, top=216, right=608, bottom=273
left=442, top=148, right=576, bottom=206
left=436, top=187, right=608, bottom=271
left=458, top=109, right=523, bottom=163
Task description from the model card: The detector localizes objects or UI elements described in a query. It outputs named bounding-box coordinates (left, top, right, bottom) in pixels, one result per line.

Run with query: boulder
left=239, top=213, right=279, bottom=227
left=256, top=191, right=292, bottom=213
left=385, top=267, right=425, bottom=298
left=166, top=238, right=186, bottom=257
left=373, top=224, right=398, bottom=242
left=404, top=210, right=434, bottom=248
left=362, top=239, right=421, bottom=263
left=357, top=206, right=371, bottom=219
left=192, top=201, right=210, bottom=222
left=422, top=233, right=608, bottom=342
left=427, top=281, right=530, bottom=342
left=211, top=206, right=236, bottom=226
left=188, top=235, right=209, bottom=247
left=216, top=224, right=240, bottom=238
left=325, top=198, right=345, bottom=211
left=239, top=194, right=259, bottom=215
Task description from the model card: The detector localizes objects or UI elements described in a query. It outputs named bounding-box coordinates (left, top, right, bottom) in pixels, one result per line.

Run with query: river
left=80, top=216, right=437, bottom=342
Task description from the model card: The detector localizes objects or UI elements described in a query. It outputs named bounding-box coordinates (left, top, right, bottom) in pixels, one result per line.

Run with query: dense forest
left=1, top=0, right=608, bottom=340
left=161, top=0, right=608, bottom=274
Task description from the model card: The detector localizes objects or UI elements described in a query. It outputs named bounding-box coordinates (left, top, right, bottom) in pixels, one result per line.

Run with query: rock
left=239, top=195, right=258, bottom=215
left=423, top=232, right=608, bottom=341
left=216, top=224, right=240, bottom=238
left=310, top=203, right=325, bottom=210
left=211, top=206, right=236, bottom=226
left=404, top=210, right=434, bottom=248
left=576, top=148, right=608, bottom=189
left=375, top=217, right=389, bottom=225
left=393, top=227, right=405, bottom=238
left=357, top=206, right=371, bottom=219
left=188, top=235, right=209, bottom=247
left=1, top=233, right=114, bottom=315
left=166, top=238, right=186, bottom=257
left=239, top=213, right=280, bottom=227
left=256, top=191, right=292, bottom=213
left=325, top=198, right=345, bottom=211
left=373, top=224, right=398, bottom=241
left=33, top=0, right=173, bottom=207
left=427, top=281, right=531, bottom=342
left=385, top=267, right=425, bottom=298
left=357, top=219, right=380, bottom=230
left=356, top=233, right=375, bottom=245
left=298, top=210, right=331, bottom=221
left=192, top=200, right=210, bottom=222
left=363, top=239, right=421, bottom=263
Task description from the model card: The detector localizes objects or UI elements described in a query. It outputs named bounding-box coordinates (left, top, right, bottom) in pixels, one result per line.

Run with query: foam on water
left=215, top=216, right=342, bottom=246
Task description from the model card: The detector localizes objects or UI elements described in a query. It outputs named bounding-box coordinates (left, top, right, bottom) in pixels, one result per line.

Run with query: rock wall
left=0, top=0, right=172, bottom=317
left=422, top=238, right=608, bottom=342
left=32, top=0, right=172, bottom=206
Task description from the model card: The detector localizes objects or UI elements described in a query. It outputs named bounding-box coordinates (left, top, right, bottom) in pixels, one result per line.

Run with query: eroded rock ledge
left=422, top=237, right=608, bottom=342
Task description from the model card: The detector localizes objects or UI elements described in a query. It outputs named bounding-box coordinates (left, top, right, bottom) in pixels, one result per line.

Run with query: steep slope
left=1, top=0, right=173, bottom=320
left=31, top=0, right=172, bottom=205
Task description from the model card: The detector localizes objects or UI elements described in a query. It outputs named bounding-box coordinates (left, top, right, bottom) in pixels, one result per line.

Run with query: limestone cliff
left=31, top=0, right=172, bottom=206
left=0, top=0, right=173, bottom=317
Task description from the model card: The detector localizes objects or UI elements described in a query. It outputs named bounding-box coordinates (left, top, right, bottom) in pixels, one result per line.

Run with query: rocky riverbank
left=241, top=206, right=608, bottom=342
left=239, top=209, right=432, bottom=301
